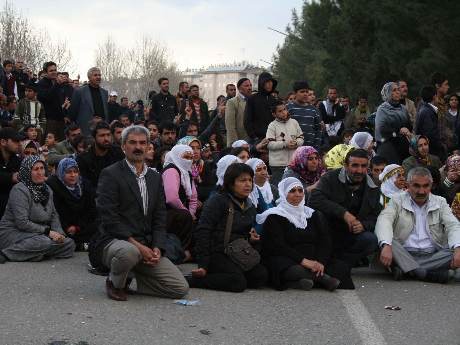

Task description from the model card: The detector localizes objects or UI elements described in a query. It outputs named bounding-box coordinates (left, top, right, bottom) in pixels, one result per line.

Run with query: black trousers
left=166, top=208, right=194, bottom=250
left=190, top=253, right=268, bottom=292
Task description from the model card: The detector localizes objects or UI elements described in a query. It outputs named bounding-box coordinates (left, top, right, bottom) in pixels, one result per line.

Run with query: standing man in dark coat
left=37, top=61, right=67, bottom=141
left=89, top=125, right=188, bottom=301
left=69, top=67, right=109, bottom=136
left=415, top=85, right=445, bottom=161
left=244, top=72, right=278, bottom=143
left=309, top=149, right=380, bottom=267
left=0, top=128, right=22, bottom=218
left=150, top=77, right=179, bottom=124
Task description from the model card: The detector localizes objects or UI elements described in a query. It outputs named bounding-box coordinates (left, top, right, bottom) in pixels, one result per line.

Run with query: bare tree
left=0, top=1, right=73, bottom=73
left=95, top=35, right=183, bottom=102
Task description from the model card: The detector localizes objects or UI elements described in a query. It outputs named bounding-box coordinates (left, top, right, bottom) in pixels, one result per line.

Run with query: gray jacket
left=0, top=183, right=63, bottom=249
left=375, top=192, right=460, bottom=249
left=70, top=85, right=108, bottom=135
left=374, top=102, right=411, bottom=143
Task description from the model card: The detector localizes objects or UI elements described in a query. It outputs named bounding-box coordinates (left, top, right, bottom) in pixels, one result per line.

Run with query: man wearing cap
left=108, top=91, right=122, bottom=123
left=0, top=128, right=22, bottom=217
left=225, top=78, right=252, bottom=146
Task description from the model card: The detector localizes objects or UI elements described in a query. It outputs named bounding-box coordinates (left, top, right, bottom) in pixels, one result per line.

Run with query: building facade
left=183, top=63, right=265, bottom=109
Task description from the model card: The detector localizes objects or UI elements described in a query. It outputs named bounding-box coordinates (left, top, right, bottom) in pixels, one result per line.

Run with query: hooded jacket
left=244, top=72, right=278, bottom=140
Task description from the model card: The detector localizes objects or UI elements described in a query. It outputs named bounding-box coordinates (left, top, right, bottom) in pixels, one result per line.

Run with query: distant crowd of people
left=1, top=58, right=460, bottom=302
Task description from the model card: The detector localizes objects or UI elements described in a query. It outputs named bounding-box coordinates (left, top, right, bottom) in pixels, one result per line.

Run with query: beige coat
left=375, top=192, right=460, bottom=248
left=225, top=95, right=249, bottom=146
left=266, top=118, right=304, bottom=167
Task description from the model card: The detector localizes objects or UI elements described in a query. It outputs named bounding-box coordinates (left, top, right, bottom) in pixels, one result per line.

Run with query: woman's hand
left=49, top=230, right=65, bottom=243
left=191, top=268, right=207, bottom=278
left=249, top=228, right=260, bottom=242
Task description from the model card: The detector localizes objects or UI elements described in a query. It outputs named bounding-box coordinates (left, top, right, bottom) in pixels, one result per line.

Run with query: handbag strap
left=223, top=201, right=235, bottom=250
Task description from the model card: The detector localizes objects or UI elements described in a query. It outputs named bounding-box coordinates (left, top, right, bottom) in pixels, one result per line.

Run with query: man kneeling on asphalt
left=376, top=167, right=460, bottom=283
left=89, top=125, right=189, bottom=301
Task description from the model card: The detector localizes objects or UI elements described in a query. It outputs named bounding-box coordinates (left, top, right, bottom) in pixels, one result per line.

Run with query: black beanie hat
left=292, top=80, right=310, bottom=92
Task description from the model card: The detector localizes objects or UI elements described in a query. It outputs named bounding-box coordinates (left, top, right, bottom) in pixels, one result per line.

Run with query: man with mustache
left=89, top=125, right=189, bottom=301
left=376, top=167, right=460, bottom=283
left=309, top=149, right=381, bottom=267
left=77, top=121, right=124, bottom=189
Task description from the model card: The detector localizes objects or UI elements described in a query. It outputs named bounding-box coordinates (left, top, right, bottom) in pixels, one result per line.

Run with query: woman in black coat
left=189, top=163, right=268, bottom=292
left=46, top=158, right=98, bottom=250
left=258, top=177, right=354, bottom=290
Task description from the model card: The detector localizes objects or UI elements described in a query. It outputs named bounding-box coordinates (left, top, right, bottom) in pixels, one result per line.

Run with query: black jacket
left=308, top=168, right=382, bottom=233
left=89, top=160, right=167, bottom=269
left=415, top=102, right=445, bottom=159
left=37, top=77, right=65, bottom=120
left=150, top=92, right=179, bottom=123
left=13, top=69, right=30, bottom=99
left=0, top=153, right=21, bottom=217
left=76, top=145, right=125, bottom=188
left=244, top=72, right=278, bottom=140
left=46, top=175, right=98, bottom=243
left=194, top=192, right=256, bottom=269
left=107, top=101, right=122, bottom=123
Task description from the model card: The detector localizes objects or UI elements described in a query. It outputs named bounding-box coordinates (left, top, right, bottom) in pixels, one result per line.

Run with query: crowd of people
left=1, top=58, right=460, bottom=302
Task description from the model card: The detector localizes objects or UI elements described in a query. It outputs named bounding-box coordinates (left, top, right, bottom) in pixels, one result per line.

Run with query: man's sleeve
left=308, top=175, right=347, bottom=219
left=151, top=175, right=167, bottom=250
left=374, top=198, right=398, bottom=246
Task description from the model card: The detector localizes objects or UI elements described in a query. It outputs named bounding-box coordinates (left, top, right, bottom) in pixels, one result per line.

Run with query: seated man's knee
left=115, top=243, right=141, bottom=266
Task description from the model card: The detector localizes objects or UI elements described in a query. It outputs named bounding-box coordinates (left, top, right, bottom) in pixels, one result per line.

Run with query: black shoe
left=391, top=266, right=404, bottom=281
left=425, top=270, right=449, bottom=284
left=315, top=274, right=341, bottom=291
left=287, top=278, right=314, bottom=291
left=0, top=252, right=7, bottom=264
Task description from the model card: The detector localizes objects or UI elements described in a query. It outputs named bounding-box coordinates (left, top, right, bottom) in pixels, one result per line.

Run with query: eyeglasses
left=289, top=187, right=304, bottom=193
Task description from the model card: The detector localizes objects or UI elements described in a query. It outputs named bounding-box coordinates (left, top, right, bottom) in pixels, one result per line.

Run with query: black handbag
left=223, top=201, right=260, bottom=271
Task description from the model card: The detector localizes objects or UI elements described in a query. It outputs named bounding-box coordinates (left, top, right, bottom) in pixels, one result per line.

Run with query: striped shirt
left=125, top=159, right=149, bottom=215
left=287, top=101, right=322, bottom=149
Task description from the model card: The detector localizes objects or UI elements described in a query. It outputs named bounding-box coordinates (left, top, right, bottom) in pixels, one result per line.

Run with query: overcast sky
left=13, top=0, right=303, bottom=79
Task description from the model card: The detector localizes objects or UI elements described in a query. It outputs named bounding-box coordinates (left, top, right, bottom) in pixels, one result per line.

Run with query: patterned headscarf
left=18, top=155, right=50, bottom=205
left=381, top=82, right=396, bottom=103
left=288, top=146, right=324, bottom=185
left=56, top=158, right=82, bottom=199
left=446, top=154, right=460, bottom=173
left=409, top=135, right=431, bottom=166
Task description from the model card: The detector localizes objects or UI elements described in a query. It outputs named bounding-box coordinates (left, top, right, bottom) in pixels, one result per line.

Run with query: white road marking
left=338, top=290, right=387, bottom=345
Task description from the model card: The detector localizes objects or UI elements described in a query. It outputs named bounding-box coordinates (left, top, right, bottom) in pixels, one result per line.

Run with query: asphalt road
left=0, top=253, right=459, bottom=345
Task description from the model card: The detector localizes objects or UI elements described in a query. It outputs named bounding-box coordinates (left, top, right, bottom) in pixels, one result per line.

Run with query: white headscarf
left=164, top=144, right=194, bottom=197
left=231, top=140, right=249, bottom=148
left=246, top=158, right=273, bottom=207
left=256, top=177, right=314, bottom=229
left=379, top=164, right=404, bottom=199
left=216, top=155, right=239, bottom=186
left=350, top=132, right=373, bottom=150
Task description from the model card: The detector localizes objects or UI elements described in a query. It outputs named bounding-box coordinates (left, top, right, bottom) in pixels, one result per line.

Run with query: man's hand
left=301, top=258, right=324, bottom=277
left=343, top=211, right=357, bottom=231
left=185, top=106, right=193, bottom=120
left=287, top=140, right=297, bottom=149
left=380, top=244, right=393, bottom=267
left=192, top=268, right=207, bottom=278
left=351, top=220, right=364, bottom=234
left=451, top=247, right=460, bottom=269
left=217, top=104, right=226, bottom=118
left=138, top=244, right=157, bottom=266
left=255, top=138, right=269, bottom=152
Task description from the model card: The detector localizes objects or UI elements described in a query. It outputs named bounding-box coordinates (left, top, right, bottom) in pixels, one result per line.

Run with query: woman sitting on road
left=0, top=156, right=75, bottom=263
left=46, top=158, right=98, bottom=251
left=258, top=177, right=354, bottom=291
left=190, top=163, right=268, bottom=292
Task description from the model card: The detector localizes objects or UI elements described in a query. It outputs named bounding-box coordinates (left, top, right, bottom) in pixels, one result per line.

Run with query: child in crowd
left=14, top=83, right=46, bottom=130
left=266, top=100, right=304, bottom=185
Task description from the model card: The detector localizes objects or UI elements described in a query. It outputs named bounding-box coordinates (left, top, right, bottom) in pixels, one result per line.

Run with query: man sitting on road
left=89, top=125, right=189, bottom=301
left=309, top=149, right=381, bottom=267
left=376, top=167, right=460, bottom=283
